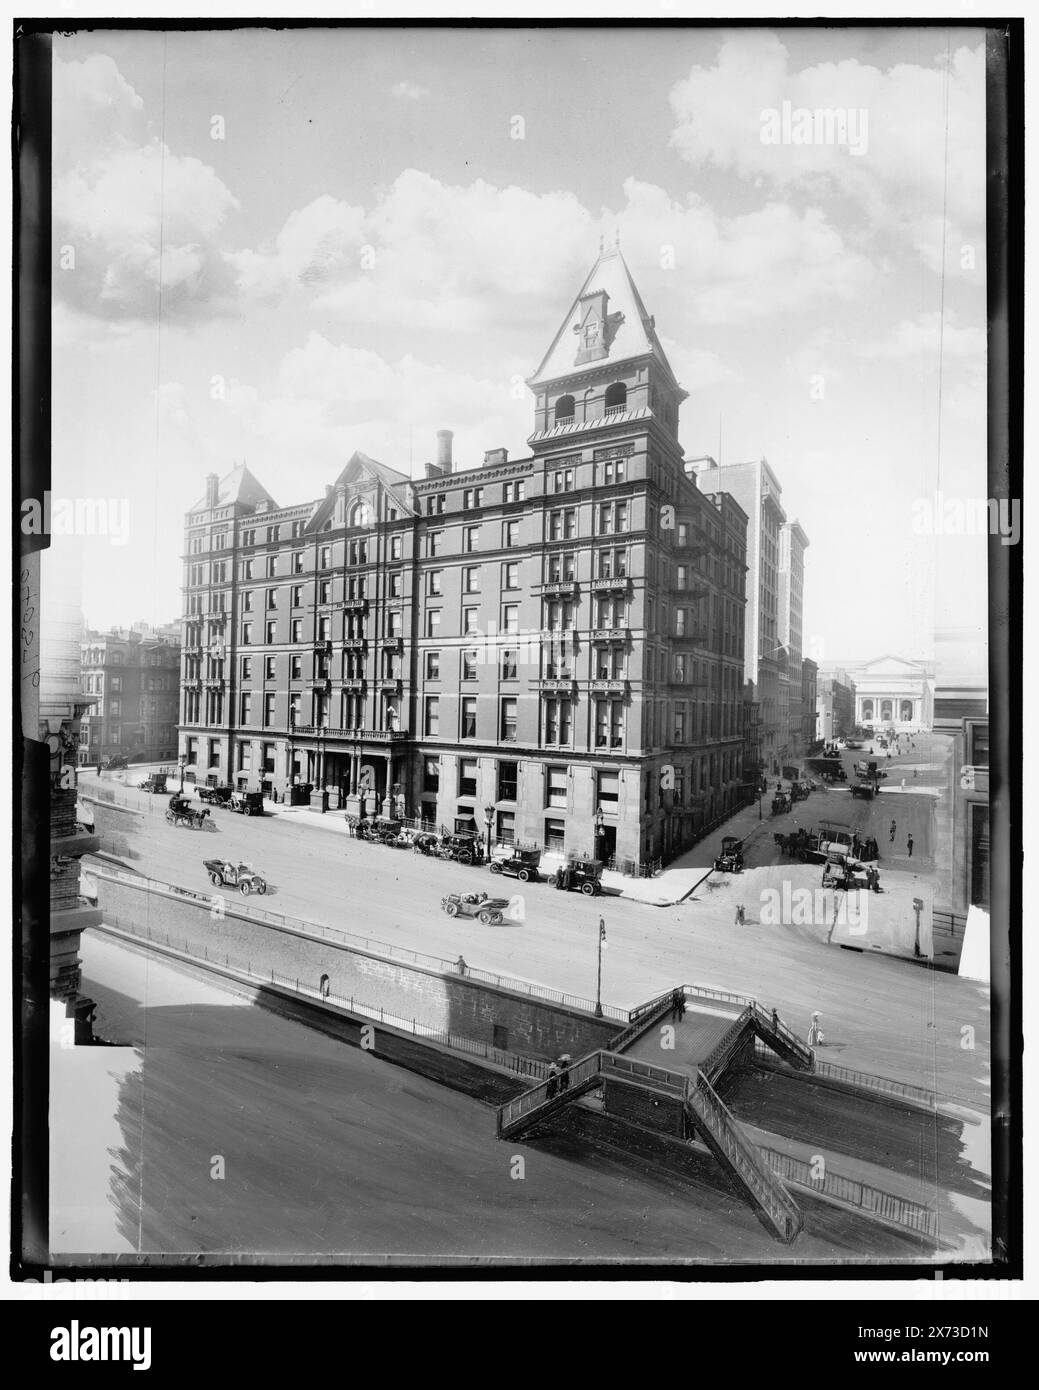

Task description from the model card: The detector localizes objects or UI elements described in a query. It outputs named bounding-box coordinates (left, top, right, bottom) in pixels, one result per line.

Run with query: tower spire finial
left=598, top=232, right=605, bottom=256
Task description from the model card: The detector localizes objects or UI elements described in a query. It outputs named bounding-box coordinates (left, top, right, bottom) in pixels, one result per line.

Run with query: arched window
left=861, top=700, right=874, bottom=721
left=900, top=700, right=913, bottom=722
left=554, top=395, right=575, bottom=424
left=319, top=974, right=330, bottom=998
left=880, top=700, right=893, bottom=721
left=349, top=500, right=370, bottom=527
left=604, top=382, right=628, bottom=414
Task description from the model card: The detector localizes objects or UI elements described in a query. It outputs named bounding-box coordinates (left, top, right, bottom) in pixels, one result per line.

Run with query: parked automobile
left=488, top=844, right=542, bottom=882
left=851, top=781, right=877, bottom=800
left=196, top=784, right=233, bottom=805
left=437, top=832, right=484, bottom=866
left=138, top=772, right=169, bottom=793
left=554, top=858, right=603, bottom=896
left=713, top=836, right=745, bottom=873
left=227, top=791, right=265, bottom=816
left=441, top=890, right=511, bottom=924
left=203, top=858, right=268, bottom=895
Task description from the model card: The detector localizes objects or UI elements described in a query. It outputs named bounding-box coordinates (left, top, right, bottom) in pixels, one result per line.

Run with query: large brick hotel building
left=178, top=250, right=750, bottom=866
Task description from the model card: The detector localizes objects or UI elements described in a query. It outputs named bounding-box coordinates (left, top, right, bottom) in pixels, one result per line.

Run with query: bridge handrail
left=496, top=1050, right=604, bottom=1133
left=91, top=865, right=627, bottom=1020
left=752, top=1041, right=937, bottom=1107
left=700, top=1007, right=754, bottom=1080
left=611, top=989, right=683, bottom=1052
left=688, top=1071, right=801, bottom=1237
left=600, top=1052, right=689, bottom=1092
left=682, top=981, right=758, bottom=1009
left=759, top=1146, right=938, bottom=1239
left=748, top=1002, right=814, bottom=1065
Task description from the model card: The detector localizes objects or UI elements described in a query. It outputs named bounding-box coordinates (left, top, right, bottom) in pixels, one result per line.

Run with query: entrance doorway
left=597, top=824, right=617, bottom=864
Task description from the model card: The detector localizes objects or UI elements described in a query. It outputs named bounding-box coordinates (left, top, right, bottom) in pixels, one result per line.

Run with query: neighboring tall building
left=778, top=519, right=810, bottom=767
left=177, top=248, right=749, bottom=866
left=816, top=670, right=857, bottom=742
left=39, top=540, right=101, bottom=1028
left=931, top=629, right=989, bottom=919
left=800, top=657, right=818, bottom=751
left=78, top=627, right=181, bottom=766
left=693, top=457, right=788, bottom=776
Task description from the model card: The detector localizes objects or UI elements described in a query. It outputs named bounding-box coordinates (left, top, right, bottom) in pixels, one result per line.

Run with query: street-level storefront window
left=545, top=819, right=565, bottom=853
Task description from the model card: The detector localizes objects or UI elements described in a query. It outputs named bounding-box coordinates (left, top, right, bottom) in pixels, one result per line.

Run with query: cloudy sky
left=52, top=25, right=989, bottom=668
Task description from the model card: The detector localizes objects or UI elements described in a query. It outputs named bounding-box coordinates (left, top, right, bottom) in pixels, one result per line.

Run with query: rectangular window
left=462, top=650, right=478, bottom=681
left=597, top=770, right=619, bottom=808
left=319, top=579, right=331, bottom=604
left=265, top=620, right=276, bottom=643
left=290, top=655, right=302, bottom=680
left=427, top=609, right=441, bottom=637
left=463, top=487, right=484, bottom=509
left=504, top=481, right=526, bottom=503
left=293, top=552, right=304, bottom=574
left=241, top=657, right=252, bottom=680
left=464, top=567, right=480, bottom=594
left=545, top=818, right=565, bottom=853
left=503, top=520, right=519, bottom=548
left=428, top=570, right=442, bottom=596
left=266, top=588, right=277, bottom=609
left=389, top=571, right=402, bottom=598
left=598, top=502, right=614, bottom=535
left=611, top=703, right=624, bottom=747
left=674, top=704, right=687, bottom=742
left=391, top=535, right=403, bottom=560
left=240, top=692, right=252, bottom=724
left=242, top=591, right=254, bottom=612
left=266, top=555, right=277, bottom=578
left=264, top=693, right=276, bottom=726
left=291, top=584, right=303, bottom=607
left=496, top=810, right=516, bottom=844
left=289, top=693, right=301, bottom=726
left=428, top=531, right=442, bottom=557
left=500, top=697, right=517, bottom=742
left=424, top=696, right=440, bottom=736
left=502, top=604, right=519, bottom=634
left=564, top=508, right=577, bottom=539
left=595, top=700, right=609, bottom=748
left=546, top=765, right=567, bottom=808
left=459, top=759, right=478, bottom=798
left=242, top=622, right=252, bottom=645
left=425, top=650, right=440, bottom=680
left=463, top=607, right=479, bottom=635
left=502, top=561, right=519, bottom=590
left=464, top=525, right=480, bottom=553
left=549, top=510, right=563, bottom=541
left=616, top=501, right=629, bottom=533
left=291, top=619, right=303, bottom=642
left=319, top=546, right=331, bottom=569
left=265, top=656, right=276, bottom=679
left=497, top=760, right=518, bottom=802
left=423, top=757, right=440, bottom=792
left=461, top=696, right=477, bottom=739
left=500, top=649, right=517, bottom=680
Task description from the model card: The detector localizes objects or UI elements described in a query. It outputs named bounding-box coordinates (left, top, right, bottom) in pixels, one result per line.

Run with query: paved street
left=83, top=724, right=987, bottom=1113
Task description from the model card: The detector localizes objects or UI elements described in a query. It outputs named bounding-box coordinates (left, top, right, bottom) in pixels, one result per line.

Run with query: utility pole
left=595, top=917, right=606, bottom=1017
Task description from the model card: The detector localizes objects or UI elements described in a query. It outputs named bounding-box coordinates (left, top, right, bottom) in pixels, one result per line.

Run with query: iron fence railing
left=97, top=916, right=549, bottom=1082
left=92, top=866, right=627, bottom=1021
left=758, top=1146, right=938, bottom=1240
left=752, top=1040, right=936, bottom=1108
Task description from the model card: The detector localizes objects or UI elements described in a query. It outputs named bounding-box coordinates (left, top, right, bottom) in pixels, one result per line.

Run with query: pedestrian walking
left=456, top=955, right=468, bottom=977
left=889, top=819, right=896, bottom=842
left=554, top=866, right=564, bottom=890
left=771, top=1007, right=780, bottom=1033
left=557, top=1055, right=571, bottom=1092
left=735, top=903, right=746, bottom=927
left=545, top=1063, right=559, bottom=1099
left=907, top=833, right=914, bottom=858
left=807, top=1012, right=825, bottom=1047
left=901, top=778, right=906, bottom=790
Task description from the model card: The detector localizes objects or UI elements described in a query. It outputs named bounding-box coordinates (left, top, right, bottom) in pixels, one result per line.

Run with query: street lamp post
left=595, top=917, right=606, bottom=1017
left=178, top=753, right=186, bottom=792
left=484, top=804, right=494, bottom=862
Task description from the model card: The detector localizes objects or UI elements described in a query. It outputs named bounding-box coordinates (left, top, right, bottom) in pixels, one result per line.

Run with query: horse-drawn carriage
left=771, top=792, right=791, bottom=815
left=166, top=795, right=211, bottom=829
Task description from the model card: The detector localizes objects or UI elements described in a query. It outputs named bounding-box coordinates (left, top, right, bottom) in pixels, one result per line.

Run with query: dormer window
left=555, top=395, right=575, bottom=424
left=604, top=382, right=627, bottom=415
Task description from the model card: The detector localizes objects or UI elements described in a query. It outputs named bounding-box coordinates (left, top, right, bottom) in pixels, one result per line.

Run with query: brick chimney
left=205, top=473, right=219, bottom=507
left=483, top=447, right=508, bottom=467
left=436, top=429, right=454, bottom=474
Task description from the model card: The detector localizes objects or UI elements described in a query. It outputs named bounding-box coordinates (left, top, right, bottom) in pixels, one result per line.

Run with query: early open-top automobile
left=440, top=890, right=511, bottom=924
left=203, top=859, right=268, bottom=895
left=488, top=844, right=542, bottom=882
left=713, top=836, right=745, bottom=873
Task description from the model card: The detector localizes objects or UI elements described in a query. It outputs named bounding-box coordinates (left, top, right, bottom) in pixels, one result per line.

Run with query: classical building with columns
left=177, top=248, right=750, bottom=866
left=833, top=655, right=934, bottom=731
